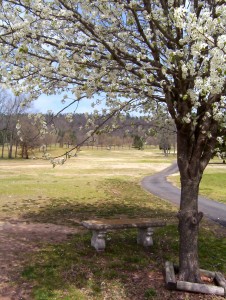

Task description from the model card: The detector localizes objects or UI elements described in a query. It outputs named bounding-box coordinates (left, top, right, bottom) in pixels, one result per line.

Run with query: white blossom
left=216, top=137, right=224, bottom=145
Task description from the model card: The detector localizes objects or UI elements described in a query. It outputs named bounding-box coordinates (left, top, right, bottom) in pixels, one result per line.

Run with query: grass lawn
left=168, top=160, right=226, bottom=204
left=0, top=148, right=225, bottom=300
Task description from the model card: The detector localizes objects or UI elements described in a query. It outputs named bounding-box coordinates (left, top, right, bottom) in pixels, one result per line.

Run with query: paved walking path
left=141, top=162, right=226, bottom=227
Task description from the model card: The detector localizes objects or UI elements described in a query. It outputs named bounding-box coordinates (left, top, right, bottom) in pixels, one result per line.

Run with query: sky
left=32, top=93, right=143, bottom=117
left=32, top=93, right=99, bottom=114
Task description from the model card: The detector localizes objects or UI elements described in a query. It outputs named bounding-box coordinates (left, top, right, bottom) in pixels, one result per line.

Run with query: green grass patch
left=169, top=167, right=226, bottom=203
left=198, top=227, right=226, bottom=272
left=144, top=288, right=157, bottom=299
left=199, top=173, right=226, bottom=203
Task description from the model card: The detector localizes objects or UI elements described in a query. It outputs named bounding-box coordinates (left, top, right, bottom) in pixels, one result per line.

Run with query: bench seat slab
left=82, top=218, right=166, bottom=230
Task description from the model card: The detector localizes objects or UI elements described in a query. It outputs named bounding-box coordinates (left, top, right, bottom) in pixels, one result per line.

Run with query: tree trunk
left=8, top=144, right=13, bottom=159
left=178, top=177, right=203, bottom=282
left=21, top=144, right=25, bottom=158
left=8, top=134, right=13, bottom=159
left=15, top=142, right=18, bottom=158
left=1, top=142, right=4, bottom=158
left=24, top=145, right=29, bottom=159
left=176, top=129, right=205, bottom=283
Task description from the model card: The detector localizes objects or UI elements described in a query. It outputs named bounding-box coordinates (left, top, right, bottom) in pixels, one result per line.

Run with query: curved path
left=141, top=162, right=226, bottom=227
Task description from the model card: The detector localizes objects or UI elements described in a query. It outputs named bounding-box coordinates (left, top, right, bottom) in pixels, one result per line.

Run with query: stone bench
left=81, top=218, right=166, bottom=251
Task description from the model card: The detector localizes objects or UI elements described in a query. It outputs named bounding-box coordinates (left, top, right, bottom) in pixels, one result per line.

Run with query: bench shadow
left=22, top=196, right=177, bottom=226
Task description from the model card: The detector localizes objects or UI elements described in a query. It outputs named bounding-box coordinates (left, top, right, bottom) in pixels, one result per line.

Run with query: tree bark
left=177, top=131, right=204, bottom=282
left=177, top=178, right=203, bottom=282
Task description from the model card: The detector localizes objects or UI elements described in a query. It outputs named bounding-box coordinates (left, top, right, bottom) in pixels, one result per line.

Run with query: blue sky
left=32, top=93, right=98, bottom=114
left=32, top=93, right=144, bottom=117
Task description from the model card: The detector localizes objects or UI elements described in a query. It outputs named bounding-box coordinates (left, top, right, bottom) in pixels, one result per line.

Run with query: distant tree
left=133, top=135, right=144, bottom=150
left=0, top=89, right=28, bottom=158
left=159, top=137, right=171, bottom=156
left=64, top=130, right=77, bottom=148
left=16, top=115, right=44, bottom=159
left=57, top=129, right=66, bottom=148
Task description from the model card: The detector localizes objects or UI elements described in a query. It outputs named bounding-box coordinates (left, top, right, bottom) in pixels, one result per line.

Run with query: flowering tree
left=0, top=0, right=225, bottom=283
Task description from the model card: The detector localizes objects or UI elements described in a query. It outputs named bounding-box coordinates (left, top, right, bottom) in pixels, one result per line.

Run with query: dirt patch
left=0, top=219, right=81, bottom=300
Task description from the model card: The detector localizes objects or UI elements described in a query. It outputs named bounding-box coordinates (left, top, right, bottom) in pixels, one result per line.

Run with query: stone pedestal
left=91, top=230, right=107, bottom=251
left=137, top=227, right=154, bottom=247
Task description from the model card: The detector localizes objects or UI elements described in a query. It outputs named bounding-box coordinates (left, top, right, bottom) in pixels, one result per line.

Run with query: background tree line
left=0, top=90, right=177, bottom=159
left=1, top=89, right=225, bottom=161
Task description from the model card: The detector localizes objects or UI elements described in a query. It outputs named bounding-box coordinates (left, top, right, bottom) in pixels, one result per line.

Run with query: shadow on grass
left=22, top=176, right=178, bottom=226
left=22, top=197, right=177, bottom=226
left=21, top=224, right=178, bottom=300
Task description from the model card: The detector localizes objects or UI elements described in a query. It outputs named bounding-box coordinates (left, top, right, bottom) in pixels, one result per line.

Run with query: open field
left=0, top=148, right=225, bottom=300
left=0, top=148, right=175, bottom=221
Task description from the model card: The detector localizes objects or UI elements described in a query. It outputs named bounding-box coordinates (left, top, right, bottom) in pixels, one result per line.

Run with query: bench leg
left=137, top=227, right=154, bottom=247
left=91, top=230, right=107, bottom=251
